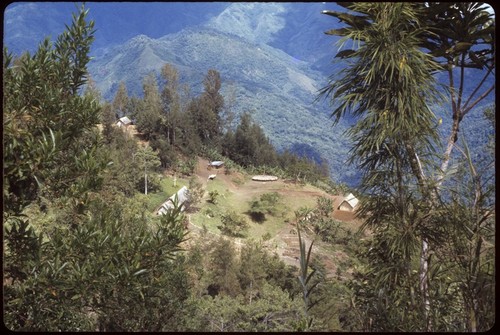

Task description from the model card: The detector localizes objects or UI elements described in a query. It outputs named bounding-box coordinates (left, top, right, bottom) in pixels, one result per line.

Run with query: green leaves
left=248, top=192, right=282, bottom=222
left=2, top=4, right=193, bottom=330
left=220, top=211, right=249, bottom=237
left=320, top=3, right=450, bottom=331
left=133, top=269, right=148, bottom=276
left=3, top=3, right=101, bottom=214
left=321, top=3, right=495, bottom=331
left=446, top=41, right=473, bottom=54
left=335, top=49, right=356, bottom=58
left=4, top=192, right=190, bottom=331
left=296, top=223, right=320, bottom=329
left=322, top=10, right=371, bottom=29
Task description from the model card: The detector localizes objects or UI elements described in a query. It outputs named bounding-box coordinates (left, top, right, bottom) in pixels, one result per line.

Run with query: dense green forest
left=3, top=3, right=495, bottom=332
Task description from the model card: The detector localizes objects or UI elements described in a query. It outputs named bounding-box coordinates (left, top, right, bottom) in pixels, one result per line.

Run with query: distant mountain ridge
left=87, top=25, right=357, bottom=184
left=206, top=2, right=288, bottom=45
left=4, top=2, right=230, bottom=54
left=4, top=2, right=493, bottom=186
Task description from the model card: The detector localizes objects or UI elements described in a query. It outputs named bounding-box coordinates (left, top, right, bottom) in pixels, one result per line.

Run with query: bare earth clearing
left=177, top=158, right=365, bottom=278
left=128, top=122, right=365, bottom=278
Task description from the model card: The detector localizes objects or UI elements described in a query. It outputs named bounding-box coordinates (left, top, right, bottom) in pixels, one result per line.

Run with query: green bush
left=208, top=190, right=220, bottom=204
left=248, top=192, right=282, bottom=222
left=219, top=211, right=249, bottom=237
left=178, top=158, right=196, bottom=176
left=4, top=197, right=189, bottom=331
left=262, top=232, right=272, bottom=241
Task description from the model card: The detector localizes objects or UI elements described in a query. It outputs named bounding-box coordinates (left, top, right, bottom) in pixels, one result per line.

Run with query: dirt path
left=195, top=158, right=240, bottom=191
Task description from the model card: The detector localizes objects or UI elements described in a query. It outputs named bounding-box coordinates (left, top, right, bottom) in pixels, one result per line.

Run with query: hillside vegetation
left=3, top=3, right=494, bottom=332
left=3, top=7, right=357, bottom=329
left=5, top=2, right=494, bottom=187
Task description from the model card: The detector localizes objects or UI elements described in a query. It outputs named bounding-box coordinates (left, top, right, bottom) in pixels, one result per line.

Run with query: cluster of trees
left=321, top=2, right=495, bottom=331
left=4, top=2, right=495, bottom=332
left=1, top=5, right=341, bottom=331
left=3, top=7, right=191, bottom=331
left=102, top=60, right=332, bottom=186
left=182, top=231, right=355, bottom=332
left=101, top=66, right=222, bottom=170
left=222, top=112, right=332, bottom=184
left=99, top=125, right=163, bottom=197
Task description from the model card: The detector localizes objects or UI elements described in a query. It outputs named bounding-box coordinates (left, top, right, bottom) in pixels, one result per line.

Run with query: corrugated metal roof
left=157, top=186, right=189, bottom=215
left=338, top=193, right=359, bottom=210
left=209, top=161, right=224, bottom=167
left=118, top=116, right=131, bottom=125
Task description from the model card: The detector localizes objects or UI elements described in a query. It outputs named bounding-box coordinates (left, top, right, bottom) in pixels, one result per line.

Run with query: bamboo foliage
left=320, top=2, right=444, bottom=330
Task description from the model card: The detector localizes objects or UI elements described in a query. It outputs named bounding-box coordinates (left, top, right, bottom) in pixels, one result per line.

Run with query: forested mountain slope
left=87, top=28, right=356, bottom=184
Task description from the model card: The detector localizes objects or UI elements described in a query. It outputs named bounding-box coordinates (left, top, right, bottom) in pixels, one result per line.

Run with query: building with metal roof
left=337, top=193, right=359, bottom=211
left=157, top=186, right=190, bottom=215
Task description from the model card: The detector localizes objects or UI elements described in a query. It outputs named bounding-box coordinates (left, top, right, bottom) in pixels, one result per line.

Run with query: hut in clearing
left=338, top=193, right=359, bottom=212
left=116, top=116, right=132, bottom=128
left=208, top=161, right=224, bottom=170
left=157, top=186, right=189, bottom=215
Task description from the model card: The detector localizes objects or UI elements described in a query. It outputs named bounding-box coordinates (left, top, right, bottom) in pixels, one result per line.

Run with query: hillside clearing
left=153, top=158, right=365, bottom=278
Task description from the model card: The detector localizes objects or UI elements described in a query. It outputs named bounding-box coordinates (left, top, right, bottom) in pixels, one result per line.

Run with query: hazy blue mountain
left=4, top=2, right=342, bottom=71
left=4, top=2, right=229, bottom=56
left=4, top=2, right=493, bottom=187
left=204, top=2, right=342, bottom=74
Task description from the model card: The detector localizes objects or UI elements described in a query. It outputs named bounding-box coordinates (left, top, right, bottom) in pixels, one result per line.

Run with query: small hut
left=157, top=186, right=190, bottom=215
left=116, top=116, right=132, bottom=128
left=208, top=161, right=224, bottom=170
left=338, top=193, right=359, bottom=212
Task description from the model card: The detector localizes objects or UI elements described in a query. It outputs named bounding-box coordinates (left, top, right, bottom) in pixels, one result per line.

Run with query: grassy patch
left=190, top=179, right=236, bottom=233
left=190, top=172, right=339, bottom=242
left=231, top=175, right=246, bottom=186
left=247, top=213, right=288, bottom=239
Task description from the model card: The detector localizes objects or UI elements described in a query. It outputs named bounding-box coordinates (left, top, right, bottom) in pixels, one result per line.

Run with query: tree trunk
left=406, top=143, right=434, bottom=330
left=420, top=238, right=431, bottom=331
left=437, top=112, right=461, bottom=187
